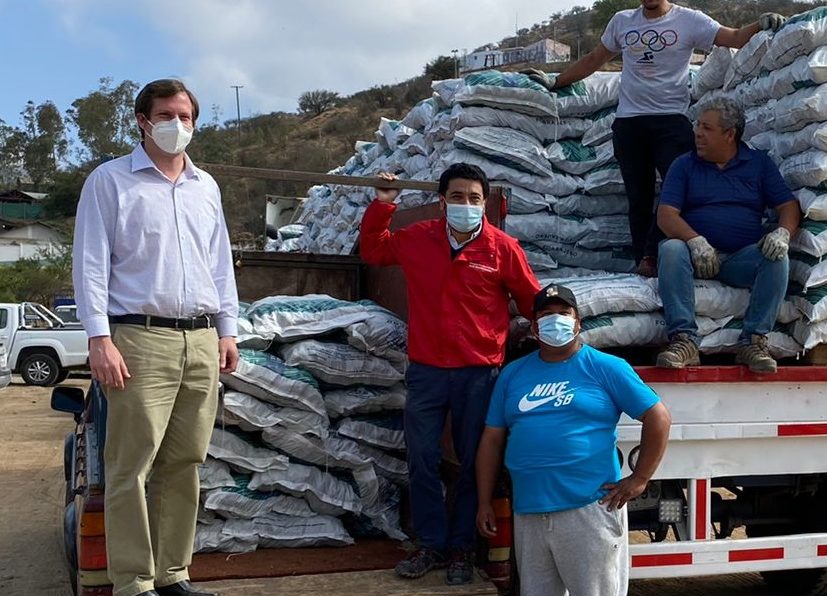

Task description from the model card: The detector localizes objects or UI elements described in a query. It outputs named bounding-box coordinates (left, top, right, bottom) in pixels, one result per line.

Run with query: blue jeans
left=657, top=238, right=789, bottom=344
left=404, top=363, right=499, bottom=552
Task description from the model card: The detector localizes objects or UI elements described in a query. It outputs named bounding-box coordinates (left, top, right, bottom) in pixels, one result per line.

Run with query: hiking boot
left=446, top=549, right=474, bottom=585
left=736, top=334, right=777, bottom=374
left=395, top=548, right=447, bottom=579
left=656, top=334, right=700, bottom=368
left=635, top=256, right=658, bottom=278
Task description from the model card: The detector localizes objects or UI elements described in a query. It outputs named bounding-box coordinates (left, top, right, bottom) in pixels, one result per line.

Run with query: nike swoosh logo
left=518, top=394, right=557, bottom=412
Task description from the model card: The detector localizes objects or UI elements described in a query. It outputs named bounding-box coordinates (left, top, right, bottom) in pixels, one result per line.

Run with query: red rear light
left=485, top=496, right=514, bottom=590
left=488, top=497, right=513, bottom=549
left=78, top=535, right=108, bottom=570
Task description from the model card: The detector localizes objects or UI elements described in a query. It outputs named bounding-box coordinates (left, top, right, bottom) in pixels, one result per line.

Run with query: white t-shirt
left=601, top=5, right=720, bottom=118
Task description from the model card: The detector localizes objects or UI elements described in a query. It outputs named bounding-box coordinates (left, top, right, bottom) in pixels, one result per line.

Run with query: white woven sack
left=454, top=126, right=555, bottom=177
left=280, top=340, right=404, bottom=387
left=763, top=6, right=827, bottom=70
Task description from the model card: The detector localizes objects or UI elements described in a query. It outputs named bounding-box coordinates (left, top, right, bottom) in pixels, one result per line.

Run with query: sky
left=0, top=0, right=586, bottom=132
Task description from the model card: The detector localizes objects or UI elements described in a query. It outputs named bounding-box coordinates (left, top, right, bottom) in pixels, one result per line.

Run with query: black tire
left=749, top=524, right=827, bottom=595
left=20, top=353, right=60, bottom=386
left=55, top=369, right=70, bottom=384
left=759, top=568, right=827, bottom=595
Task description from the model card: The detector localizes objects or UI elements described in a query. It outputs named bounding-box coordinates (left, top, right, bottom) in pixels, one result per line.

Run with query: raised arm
left=555, top=43, right=618, bottom=89
left=359, top=173, right=404, bottom=267
left=715, top=13, right=786, bottom=49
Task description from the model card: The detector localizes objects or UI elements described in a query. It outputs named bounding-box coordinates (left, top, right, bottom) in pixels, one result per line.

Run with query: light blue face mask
left=445, top=204, right=484, bottom=233
left=537, top=314, right=578, bottom=347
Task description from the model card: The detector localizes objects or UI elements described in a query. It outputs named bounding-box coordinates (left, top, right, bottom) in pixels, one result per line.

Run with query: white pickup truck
left=0, top=302, right=88, bottom=386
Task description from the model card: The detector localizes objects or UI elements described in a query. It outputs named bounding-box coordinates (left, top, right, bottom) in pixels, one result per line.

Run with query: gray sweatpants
left=514, top=500, right=629, bottom=596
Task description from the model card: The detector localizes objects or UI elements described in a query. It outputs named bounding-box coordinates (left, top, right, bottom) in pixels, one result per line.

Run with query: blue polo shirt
left=659, top=144, right=795, bottom=254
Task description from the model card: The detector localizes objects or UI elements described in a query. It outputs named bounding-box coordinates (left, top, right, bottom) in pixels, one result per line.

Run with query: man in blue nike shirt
left=475, top=283, right=671, bottom=596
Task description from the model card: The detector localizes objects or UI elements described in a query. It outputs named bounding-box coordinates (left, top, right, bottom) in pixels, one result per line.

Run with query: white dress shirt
left=73, top=144, right=239, bottom=338
left=446, top=222, right=483, bottom=250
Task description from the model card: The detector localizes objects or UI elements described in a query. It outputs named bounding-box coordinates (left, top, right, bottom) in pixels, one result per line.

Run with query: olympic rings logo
left=624, top=29, right=678, bottom=52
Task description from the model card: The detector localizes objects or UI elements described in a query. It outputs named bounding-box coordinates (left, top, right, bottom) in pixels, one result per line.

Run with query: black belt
left=109, top=314, right=215, bottom=330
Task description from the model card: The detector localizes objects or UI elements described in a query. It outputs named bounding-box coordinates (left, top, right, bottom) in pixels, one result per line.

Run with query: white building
left=461, top=38, right=571, bottom=73
left=0, top=220, right=66, bottom=264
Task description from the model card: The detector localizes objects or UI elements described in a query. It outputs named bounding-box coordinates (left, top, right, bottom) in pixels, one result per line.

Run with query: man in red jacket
left=360, top=163, right=539, bottom=585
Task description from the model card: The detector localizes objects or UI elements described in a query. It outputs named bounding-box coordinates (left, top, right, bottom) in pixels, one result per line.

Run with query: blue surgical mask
left=445, top=204, right=484, bottom=233
left=537, top=314, right=577, bottom=347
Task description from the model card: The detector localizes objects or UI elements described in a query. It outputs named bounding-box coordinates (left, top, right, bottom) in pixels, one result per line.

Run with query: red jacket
left=360, top=200, right=540, bottom=368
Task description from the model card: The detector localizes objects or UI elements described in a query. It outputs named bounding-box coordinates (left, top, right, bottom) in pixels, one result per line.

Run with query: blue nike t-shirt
left=486, top=345, right=660, bottom=514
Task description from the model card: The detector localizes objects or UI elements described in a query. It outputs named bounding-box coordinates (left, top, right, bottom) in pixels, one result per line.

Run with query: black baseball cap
left=533, top=283, right=578, bottom=313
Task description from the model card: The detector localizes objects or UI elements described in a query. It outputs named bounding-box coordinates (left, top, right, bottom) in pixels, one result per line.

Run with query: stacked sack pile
left=685, top=6, right=827, bottom=353
left=271, top=7, right=827, bottom=357
left=195, top=295, right=410, bottom=553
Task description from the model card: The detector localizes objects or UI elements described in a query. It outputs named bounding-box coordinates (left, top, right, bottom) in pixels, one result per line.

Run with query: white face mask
left=145, top=117, right=193, bottom=155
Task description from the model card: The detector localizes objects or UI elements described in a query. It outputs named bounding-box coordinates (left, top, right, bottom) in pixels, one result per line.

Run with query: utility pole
left=451, top=49, right=459, bottom=78
left=231, top=85, right=243, bottom=144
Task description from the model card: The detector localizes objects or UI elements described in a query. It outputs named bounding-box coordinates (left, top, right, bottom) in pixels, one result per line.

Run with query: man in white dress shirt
left=73, top=79, right=238, bottom=596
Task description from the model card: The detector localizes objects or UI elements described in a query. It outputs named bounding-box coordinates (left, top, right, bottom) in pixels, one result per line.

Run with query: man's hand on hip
left=600, top=473, right=649, bottom=512
left=89, top=336, right=130, bottom=390
left=219, top=336, right=239, bottom=374
left=686, top=236, right=720, bottom=278
left=758, top=227, right=790, bottom=261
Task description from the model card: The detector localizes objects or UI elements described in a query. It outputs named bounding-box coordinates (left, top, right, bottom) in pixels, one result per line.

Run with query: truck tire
left=748, top=523, right=827, bottom=595
left=755, top=546, right=827, bottom=595
left=20, top=353, right=60, bottom=386
left=55, top=369, right=70, bottom=384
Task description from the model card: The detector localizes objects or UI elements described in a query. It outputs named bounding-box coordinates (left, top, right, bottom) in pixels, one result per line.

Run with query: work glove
left=687, top=236, right=720, bottom=279
left=758, top=227, right=790, bottom=261
left=520, top=68, right=558, bottom=92
left=759, top=12, right=786, bottom=32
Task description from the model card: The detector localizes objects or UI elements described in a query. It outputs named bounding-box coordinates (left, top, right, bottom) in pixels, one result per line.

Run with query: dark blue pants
left=404, top=362, right=499, bottom=552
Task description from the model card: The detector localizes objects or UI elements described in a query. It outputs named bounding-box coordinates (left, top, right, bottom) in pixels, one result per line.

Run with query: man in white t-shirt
left=524, top=0, right=785, bottom=277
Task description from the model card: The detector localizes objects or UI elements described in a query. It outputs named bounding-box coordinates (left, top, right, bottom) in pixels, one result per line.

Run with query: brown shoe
left=636, top=256, right=657, bottom=278
left=735, top=334, right=777, bottom=374
left=656, top=334, right=700, bottom=368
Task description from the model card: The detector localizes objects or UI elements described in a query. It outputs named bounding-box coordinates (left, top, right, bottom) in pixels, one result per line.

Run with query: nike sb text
left=518, top=381, right=575, bottom=412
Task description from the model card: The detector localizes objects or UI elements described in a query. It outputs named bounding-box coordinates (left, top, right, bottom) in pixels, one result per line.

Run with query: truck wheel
left=748, top=523, right=827, bottom=595
left=20, top=353, right=60, bottom=386
left=760, top=560, right=827, bottom=595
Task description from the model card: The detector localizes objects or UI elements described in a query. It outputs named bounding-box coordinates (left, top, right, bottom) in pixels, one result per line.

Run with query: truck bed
left=190, top=538, right=497, bottom=593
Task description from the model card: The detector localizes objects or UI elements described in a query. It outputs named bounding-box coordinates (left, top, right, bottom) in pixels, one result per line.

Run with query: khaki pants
left=103, top=325, right=219, bottom=596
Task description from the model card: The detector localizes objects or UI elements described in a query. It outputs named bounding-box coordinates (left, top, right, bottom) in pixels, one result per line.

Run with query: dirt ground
left=0, top=380, right=786, bottom=595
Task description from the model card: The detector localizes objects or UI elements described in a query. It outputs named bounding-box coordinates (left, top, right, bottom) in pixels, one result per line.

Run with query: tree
left=66, top=77, right=140, bottom=160
left=592, top=0, right=638, bottom=30
left=297, top=90, right=340, bottom=117
left=16, top=101, right=68, bottom=187
left=0, top=121, right=26, bottom=187
left=424, top=55, right=456, bottom=80
left=43, top=167, right=89, bottom=218
left=0, top=244, right=73, bottom=304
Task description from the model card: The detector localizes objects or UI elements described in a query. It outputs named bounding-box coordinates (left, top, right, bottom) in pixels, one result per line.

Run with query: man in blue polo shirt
left=476, top=283, right=671, bottom=596
left=655, top=96, right=800, bottom=373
